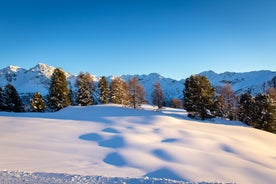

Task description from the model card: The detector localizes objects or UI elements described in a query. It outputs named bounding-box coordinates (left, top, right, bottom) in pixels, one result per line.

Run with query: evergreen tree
left=110, top=77, right=129, bottom=105
left=0, top=87, right=3, bottom=111
left=3, top=84, right=23, bottom=112
left=216, top=83, right=239, bottom=120
left=238, top=93, right=256, bottom=126
left=48, top=68, right=71, bottom=111
left=128, top=77, right=146, bottom=108
left=238, top=93, right=276, bottom=133
left=98, top=76, right=109, bottom=104
left=254, top=94, right=275, bottom=132
left=152, top=82, right=164, bottom=109
left=184, top=75, right=215, bottom=120
left=76, top=72, right=94, bottom=106
left=30, top=92, right=46, bottom=112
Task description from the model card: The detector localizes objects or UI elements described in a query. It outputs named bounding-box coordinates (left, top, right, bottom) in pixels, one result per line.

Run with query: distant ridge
left=0, top=63, right=275, bottom=103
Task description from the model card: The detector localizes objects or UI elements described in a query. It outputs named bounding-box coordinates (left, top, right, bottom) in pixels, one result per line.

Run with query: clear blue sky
left=0, top=0, right=275, bottom=79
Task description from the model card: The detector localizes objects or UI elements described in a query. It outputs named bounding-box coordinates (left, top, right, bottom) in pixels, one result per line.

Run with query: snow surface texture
left=0, top=104, right=276, bottom=183
left=0, top=171, right=187, bottom=184
left=0, top=64, right=275, bottom=103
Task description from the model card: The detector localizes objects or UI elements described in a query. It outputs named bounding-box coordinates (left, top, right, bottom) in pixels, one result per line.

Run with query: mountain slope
left=0, top=64, right=275, bottom=103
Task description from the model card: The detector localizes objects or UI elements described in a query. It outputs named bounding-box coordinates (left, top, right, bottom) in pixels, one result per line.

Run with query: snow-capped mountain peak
left=0, top=64, right=275, bottom=104
left=29, top=63, right=56, bottom=79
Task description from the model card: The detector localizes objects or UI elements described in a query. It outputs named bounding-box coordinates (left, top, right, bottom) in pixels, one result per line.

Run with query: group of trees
left=0, top=68, right=151, bottom=112
left=184, top=75, right=276, bottom=133
left=1, top=67, right=275, bottom=133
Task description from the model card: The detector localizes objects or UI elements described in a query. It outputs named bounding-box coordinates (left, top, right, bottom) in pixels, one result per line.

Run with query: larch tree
left=216, top=83, right=239, bottom=120
left=128, top=77, right=146, bottom=108
left=110, top=77, right=129, bottom=105
left=76, top=72, right=94, bottom=106
left=267, top=87, right=276, bottom=102
left=170, top=98, right=183, bottom=109
left=3, top=84, right=24, bottom=112
left=98, top=76, right=109, bottom=104
left=30, top=92, right=46, bottom=112
left=184, top=75, right=215, bottom=120
left=152, top=82, right=164, bottom=109
left=48, top=68, right=71, bottom=111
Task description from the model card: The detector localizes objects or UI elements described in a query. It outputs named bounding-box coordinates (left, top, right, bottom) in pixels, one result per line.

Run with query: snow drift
left=0, top=104, right=276, bottom=183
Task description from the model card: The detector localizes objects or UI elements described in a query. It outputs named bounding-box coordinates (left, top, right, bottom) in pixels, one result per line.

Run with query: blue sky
left=0, top=0, right=275, bottom=79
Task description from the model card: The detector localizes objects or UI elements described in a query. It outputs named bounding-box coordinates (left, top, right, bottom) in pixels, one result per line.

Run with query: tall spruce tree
left=48, top=68, right=71, bottom=111
left=128, top=77, right=146, bottom=108
left=238, top=93, right=276, bottom=133
left=30, top=92, right=46, bottom=112
left=238, top=93, right=256, bottom=126
left=98, top=76, right=109, bottom=104
left=110, top=77, right=129, bottom=105
left=3, top=84, right=23, bottom=112
left=254, top=94, right=275, bottom=133
left=0, top=87, right=3, bottom=111
left=76, top=72, right=94, bottom=106
left=238, top=93, right=257, bottom=127
left=152, top=82, right=164, bottom=109
left=184, top=75, right=215, bottom=120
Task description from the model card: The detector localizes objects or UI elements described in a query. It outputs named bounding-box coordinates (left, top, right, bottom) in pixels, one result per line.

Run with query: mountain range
left=0, top=63, right=275, bottom=104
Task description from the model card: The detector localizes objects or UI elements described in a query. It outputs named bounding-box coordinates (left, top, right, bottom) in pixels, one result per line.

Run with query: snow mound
left=0, top=104, right=276, bottom=183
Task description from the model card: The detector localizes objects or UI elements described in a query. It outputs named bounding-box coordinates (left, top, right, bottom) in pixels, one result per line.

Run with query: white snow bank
left=0, top=104, right=275, bottom=183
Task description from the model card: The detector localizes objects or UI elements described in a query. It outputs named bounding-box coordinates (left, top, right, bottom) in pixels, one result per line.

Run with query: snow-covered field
left=0, top=104, right=276, bottom=183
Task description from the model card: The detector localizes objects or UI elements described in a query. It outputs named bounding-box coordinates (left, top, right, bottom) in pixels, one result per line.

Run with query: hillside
left=0, top=104, right=276, bottom=183
left=0, top=63, right=275, bottom=103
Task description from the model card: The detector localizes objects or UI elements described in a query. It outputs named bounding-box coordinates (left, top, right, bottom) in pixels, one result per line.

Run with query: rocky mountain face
left=0, top=63, right=275, bottom=105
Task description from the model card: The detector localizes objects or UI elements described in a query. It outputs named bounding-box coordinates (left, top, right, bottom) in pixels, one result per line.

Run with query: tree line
left=0, top=68, right=275, bottom=133
left=184, top=75, right=276, bottom=133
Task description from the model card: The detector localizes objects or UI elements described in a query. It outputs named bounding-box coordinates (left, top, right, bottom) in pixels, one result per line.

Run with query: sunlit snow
left=0, top=104, right=276, bottom=183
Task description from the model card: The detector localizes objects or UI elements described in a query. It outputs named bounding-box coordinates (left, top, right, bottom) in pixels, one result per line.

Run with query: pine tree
left=3, top=84, right=24, bottom=112
left=110, top=77, right=129, bottom=105
left=254, top=94, right=275, bottom=133
left=267, top=87, right=276, bottom=132
left=0, top=87, right=4, bottom=111
left=128, top=77, right=146, bottom=108
left=98, top=76, right=109, bottom=104
left=238, top=93, right=256, bottom=126
left=30, top=92, right=46, bottom=112
left=152, top=82, right=164, bottom=109
left=184, top=75, right=215, bottom=120
left=76, top=72, right=94, bottom=106
left=48, top=68, right=71, bottom=111
left=216, top=83, right=239, bottom=120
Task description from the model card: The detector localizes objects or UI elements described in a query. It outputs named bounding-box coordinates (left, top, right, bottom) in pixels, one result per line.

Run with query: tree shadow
left=103, top=152, right=127, bottom=167
left=152, top=149, right=175, bottom=162
left=160, top=108, right=247, bottom=127
left=79, top=133, right=103, bottom=142
left=144, top=167, right=188, bottom=182
left=0, top=105, right=161, bottom=125
left=99, top=136, right=126, bottom=149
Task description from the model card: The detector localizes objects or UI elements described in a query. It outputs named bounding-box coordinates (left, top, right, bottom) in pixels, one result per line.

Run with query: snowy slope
left=199, top=70, right=276, bottom=95
left=0, top=104, right=276, bottom=183
left=0, top=63, right=275, bottom=102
